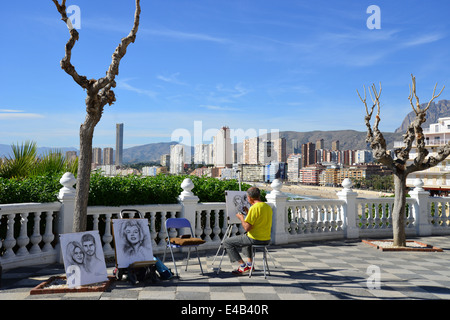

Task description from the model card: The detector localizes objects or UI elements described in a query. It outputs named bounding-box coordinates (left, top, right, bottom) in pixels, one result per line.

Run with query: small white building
left=404, top=117, right=450, bottom=196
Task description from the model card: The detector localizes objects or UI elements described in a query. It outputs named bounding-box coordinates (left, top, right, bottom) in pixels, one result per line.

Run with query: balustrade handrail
left=0, top=202, right=62, bottom=215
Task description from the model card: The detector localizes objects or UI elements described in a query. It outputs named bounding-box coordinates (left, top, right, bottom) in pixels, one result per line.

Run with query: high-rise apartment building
left=259, top=138, right=287, bottom=164
left=332, top=140, right=340, bottom=151
left=316, top=139, right=324, bottom=150
left=115, top=123, right=123, bottom=166
left=103, top=148, right=114, bottom=165
left=301, top=142, right=316, bottom=167
left=287, top=154, right=302, bottom=182
left=170, top=144, right=185, bottom=174
left=92, top=148, right=102, bottom=165
left=194, top=144, right=213, bottom=165
left=160, top=154, right=170, bottom=167
left=213, top=126, right=232, bottom=168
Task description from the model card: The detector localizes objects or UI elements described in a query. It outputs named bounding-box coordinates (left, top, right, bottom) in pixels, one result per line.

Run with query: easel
left=211, top=169, right=243, bottom=274
left=210, top=218, right=240, bottom=274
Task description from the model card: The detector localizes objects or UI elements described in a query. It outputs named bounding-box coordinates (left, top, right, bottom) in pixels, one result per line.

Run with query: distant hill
left=1, top=130, right=404, bottom=164
left=0, top=144, right=77, bottom=159
left=123, top=142, right=194, bottom=163
left=395, top=99, right=450, bottom=133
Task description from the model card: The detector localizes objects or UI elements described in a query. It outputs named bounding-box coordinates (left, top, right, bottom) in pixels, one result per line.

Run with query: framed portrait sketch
left=225, top=190, right=251, bottom=224
left=112, top=219, right=154, bottom=268
left=60, top=231, right=108, bottom=288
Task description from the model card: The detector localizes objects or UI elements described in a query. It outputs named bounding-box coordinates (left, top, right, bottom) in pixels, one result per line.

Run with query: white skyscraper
left=213, top=126, right=232, bottom=168
left=170, top=144, right=185, bottom=174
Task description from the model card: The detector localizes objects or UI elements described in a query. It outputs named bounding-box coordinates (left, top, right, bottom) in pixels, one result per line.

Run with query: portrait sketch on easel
left=60, top=231, right=108, bottom=288
left=225, top=190, right=251, bottom=224
left=112, top=219, right=154, bottom=268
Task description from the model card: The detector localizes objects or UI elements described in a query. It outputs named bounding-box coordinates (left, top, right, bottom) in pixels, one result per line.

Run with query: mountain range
left=1, top=99, right=449, bottom=164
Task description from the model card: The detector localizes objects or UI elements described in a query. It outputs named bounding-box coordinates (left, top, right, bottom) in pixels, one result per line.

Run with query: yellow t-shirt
left=245, top=202, right=273, bottom=241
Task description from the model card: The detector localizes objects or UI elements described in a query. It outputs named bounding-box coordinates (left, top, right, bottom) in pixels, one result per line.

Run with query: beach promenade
left=259, top=183, right=393, bottom=200
left=1, top=235, right=449, bottom=305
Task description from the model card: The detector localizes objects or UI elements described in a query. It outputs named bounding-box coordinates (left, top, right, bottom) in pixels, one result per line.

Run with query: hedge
left=0, top=172, right=263, bottom=206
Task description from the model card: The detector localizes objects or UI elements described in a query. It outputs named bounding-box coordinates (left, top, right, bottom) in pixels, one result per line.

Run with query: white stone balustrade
left=1, top=173, right=450, bottom=271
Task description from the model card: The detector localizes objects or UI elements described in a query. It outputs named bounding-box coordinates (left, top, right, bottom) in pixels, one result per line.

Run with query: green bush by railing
left=0, top=172, right=262, bottom=205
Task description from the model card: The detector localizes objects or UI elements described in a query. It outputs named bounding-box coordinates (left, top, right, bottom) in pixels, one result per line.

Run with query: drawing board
left=225, top=190, right=251, bottom=224
left=112, top=219, right=154, bottom=268
left=60, top=231, right=108, bottom=288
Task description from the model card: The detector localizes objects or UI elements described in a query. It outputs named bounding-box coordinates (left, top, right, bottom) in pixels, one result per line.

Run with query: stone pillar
left=178, top=178, right=199, bottom=236
left=266, top=179, right=289, bottom=245
left=57, top=172, right=77, bottom=262
left=409, top=178, right=432, bottom=236
left=57, top=172, right=77, bottom=234
left=337, top=178, right=359, bottom=239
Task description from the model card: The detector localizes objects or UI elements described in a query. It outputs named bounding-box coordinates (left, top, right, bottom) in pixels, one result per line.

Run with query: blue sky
left=1, top=0, right=449, bottom=149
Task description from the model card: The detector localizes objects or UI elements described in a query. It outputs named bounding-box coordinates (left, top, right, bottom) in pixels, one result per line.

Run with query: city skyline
left=1, top=1, right=450, bottom=149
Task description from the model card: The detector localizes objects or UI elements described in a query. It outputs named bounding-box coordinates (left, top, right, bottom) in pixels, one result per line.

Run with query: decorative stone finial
left=413, top=178, right=424, bottom=191
left=270, top=179, right=283, bottom=196
left=342, top=178, right=353, bottom=191
left=58, top=172, right=76, bottom=199
left=180, top=178, right=195, bottom=197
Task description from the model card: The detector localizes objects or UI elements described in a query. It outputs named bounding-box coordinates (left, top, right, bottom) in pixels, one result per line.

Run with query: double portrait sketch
left=112, top=219, right=154, bottom=268
left=60, top=231, right=108, bottom=288
left=225, top=190, right=251, bottom=224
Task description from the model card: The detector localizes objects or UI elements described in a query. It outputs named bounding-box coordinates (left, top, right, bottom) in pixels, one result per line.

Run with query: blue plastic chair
left=162, top=218, right=205, bottom=277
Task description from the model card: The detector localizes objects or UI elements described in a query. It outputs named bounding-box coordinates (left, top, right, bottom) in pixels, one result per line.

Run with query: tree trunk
left=392, top=172, right=407, bottom=247
left=73, top=115, right=97, bottom=232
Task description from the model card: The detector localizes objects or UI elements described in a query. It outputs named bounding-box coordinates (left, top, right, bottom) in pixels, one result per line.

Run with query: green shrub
left=0, top=174, right=61, bottom=204
left=1, top=172, right=264, bottom=205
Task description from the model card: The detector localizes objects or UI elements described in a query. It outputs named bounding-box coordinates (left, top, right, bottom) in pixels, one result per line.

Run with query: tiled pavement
left=1, top=236, right=450, bottom=302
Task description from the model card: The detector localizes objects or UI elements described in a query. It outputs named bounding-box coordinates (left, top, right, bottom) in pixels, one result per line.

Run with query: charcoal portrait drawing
left=112, top=219, right=154, bottom=268
left=60, top=231, right=108, bottom=288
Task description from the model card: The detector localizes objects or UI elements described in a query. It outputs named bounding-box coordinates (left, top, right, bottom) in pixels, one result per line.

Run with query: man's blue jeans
left=223, top=234, right=270, bottom=263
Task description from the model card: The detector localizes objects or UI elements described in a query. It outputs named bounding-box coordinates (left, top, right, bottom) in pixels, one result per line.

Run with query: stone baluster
left=3, top=213, right=17, bottom=259
left=203, top=209, right=212, bottom=242
left=16, top=212, right=30, bottom=256
left=158, top=213, right=168, bottom=248
left=102, top=213, right=114, bottom=255
left=149, top=211, right=158, bottom=247
left=212, top=210, right=221, bottom=242
left=195, top=210, right=203, bottom=238
left=29, top=211, right=43, bottom=254
left=92, top=213, right=100, bottom=231
left=42, top=211, right=55, bottom=252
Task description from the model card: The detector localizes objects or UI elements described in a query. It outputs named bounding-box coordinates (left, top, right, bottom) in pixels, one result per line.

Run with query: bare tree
left=358, top=74, right=447, bottom=247
left=52, top=0, right=141, bottom=232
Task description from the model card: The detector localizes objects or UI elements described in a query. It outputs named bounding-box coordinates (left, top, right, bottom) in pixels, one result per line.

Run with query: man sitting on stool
left=223, top=187, right=272, bottom=275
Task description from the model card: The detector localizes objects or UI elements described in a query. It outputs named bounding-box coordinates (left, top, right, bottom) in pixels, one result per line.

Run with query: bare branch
left=357, top=83, right=393, bottom=168
left=404, top=75, right=446, bottom=174
left=408, top=74, right=445, bottom=115
left=424, top=82, right=445, bottom=112
left=52, top=0, right=90, bottom=90
left=93, top=0, right=141, bottom=94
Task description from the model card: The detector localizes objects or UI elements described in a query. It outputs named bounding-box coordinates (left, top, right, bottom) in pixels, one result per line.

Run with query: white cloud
left=402, top=33, right=445, bottom=47
left=141, top=27, right=229, bottom=44
left=116, top=79, right=158, bottom=99
left=0, top=109, right=45, bottom=120
left=199, top=105, right=238, bottom=111
left=156, top=73, right=186, bottom=85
